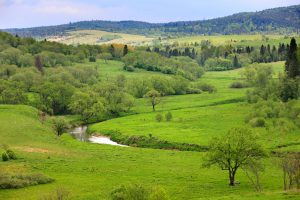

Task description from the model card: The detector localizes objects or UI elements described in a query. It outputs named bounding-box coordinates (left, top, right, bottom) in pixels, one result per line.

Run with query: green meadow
left=1, top=57, right=300, bottom=199
left=0, top=104, right=299, bottom=200
left=166, top=34, right=300, bottom=47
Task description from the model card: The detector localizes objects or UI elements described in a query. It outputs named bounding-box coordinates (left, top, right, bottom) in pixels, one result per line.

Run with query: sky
left=0, top=0, right=299, bottom=29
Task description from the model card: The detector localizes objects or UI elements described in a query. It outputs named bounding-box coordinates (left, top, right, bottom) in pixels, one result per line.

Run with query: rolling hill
left=3, top=4, right=300, bottom=38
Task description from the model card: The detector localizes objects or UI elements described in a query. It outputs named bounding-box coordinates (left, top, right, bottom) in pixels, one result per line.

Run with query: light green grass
left=0, top=61, right=298, bottom=199
left=90, top=61, right=299, bottom=150
left=0, top=105, right=299, bottom=200
left=91, top=103, right=249, bottom=145
left=48, top=30, right=154, bottom=46
left=165, top=34, right=300, bottom=47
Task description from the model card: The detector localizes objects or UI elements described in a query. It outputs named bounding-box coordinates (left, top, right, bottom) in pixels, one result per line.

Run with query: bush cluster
left=0, top=173, right=54, bottom=189
left=98, top=130, right=208, bottom=152
left=111, top=184, right=169, bottom=200
left=1, top=146, right=17, bottom=162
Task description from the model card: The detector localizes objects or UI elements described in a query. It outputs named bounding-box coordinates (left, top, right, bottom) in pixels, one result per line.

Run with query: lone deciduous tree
left=203, top=128, right=266, bottom=186
left=52, top=117, right=69, bottom=137
left=144, top=90, right=161, bottom=112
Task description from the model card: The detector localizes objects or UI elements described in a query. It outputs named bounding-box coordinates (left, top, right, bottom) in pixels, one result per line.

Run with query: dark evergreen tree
left=123, top=45, right=129, bottom=56
left=109, top=44, right=115, bottom=58
left=260, top=45, right=266, bottom=56
left=35, top=55, right=44, bottom=75
left=191, top=48, right=196, bottom=59
left=246, top=46, right=251, bottom=54
left=233, top=55, right=240, bottom=69
left=184, top=47, right=191, bottom=57
left=224, top=51, right=229, bottom=58
left=285, top=38, right=299, bottom=78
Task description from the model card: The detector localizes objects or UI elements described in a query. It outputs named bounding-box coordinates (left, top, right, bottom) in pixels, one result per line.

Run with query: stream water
left=69, top=126, right=128, bottom=147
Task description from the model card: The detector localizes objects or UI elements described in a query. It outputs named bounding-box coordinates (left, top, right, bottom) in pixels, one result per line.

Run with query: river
left=69, top=126, right=128, bottom=147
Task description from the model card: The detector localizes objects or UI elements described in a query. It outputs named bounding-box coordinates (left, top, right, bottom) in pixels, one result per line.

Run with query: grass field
left=90, top=61, right=300, bottom=151
left=165, top=34, right=300, bottom=47
left=0, top=105, right=299, bottom=200
left=1, top=60, right=300, bottom=199
left=48, top=30, right=154, bottom=46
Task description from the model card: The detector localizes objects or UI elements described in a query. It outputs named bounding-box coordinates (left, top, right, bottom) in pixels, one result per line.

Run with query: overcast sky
left=0, top=0, right=299, bottom=29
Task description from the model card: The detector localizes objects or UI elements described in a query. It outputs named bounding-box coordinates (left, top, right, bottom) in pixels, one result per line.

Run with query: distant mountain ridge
left=3, top=4, right=300, bottom=37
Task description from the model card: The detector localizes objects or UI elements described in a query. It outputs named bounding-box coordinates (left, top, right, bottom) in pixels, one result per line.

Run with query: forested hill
left=4, top=4, right=300, bottom=37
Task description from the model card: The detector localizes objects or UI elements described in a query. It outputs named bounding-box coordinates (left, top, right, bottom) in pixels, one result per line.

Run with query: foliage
left=39, top=187, right=70, bottom=200
left=165, top=112, right=172, bottom=122
left=205, top=57, right=233, bottom=71
left=278, top=38, right=300, bottom=102
left=245, top=100, right=300, bottom=131
left=52, top=117, right=69, bottom=137
left=122, top=51, right=204, bottom=80
left=155, top=113, right=163, bottom=122
left=1, top=152, right=9, bottom=161
left=242, top=63, right=278, bottom=103
left=280, top=153, right=300, bottom=191
left=279, top=76, right=300, bottom=102
left=144, top=90, right=161, bottom=112
left=249, top=117, right=266, bottom=128
left=36, top=82, right=75, bottom=115
left=192, top=83, right=216, bottom=93
left=94, top=83, right=135, bottom=116
left=6, top=5, right=300, bottom=37
left=203, top=128, right=267, bottom=186
left=230, top=81, right=249, bottom=89
left=0, top=173, right=54, bottom=189
left=110, top=184, right=169, bottom=200
left=69, top=91, right=106, bottom=123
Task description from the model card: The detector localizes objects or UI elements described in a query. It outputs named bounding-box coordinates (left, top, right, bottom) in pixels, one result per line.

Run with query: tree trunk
left=229, top=170, right=235, bottom=186
left=283, top=169, right=287, bottom=191
left=152, top=104, right=155, bottom=112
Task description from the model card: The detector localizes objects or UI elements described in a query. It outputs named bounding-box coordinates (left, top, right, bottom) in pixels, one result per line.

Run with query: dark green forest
left=4, top=5, right=300, bottom=37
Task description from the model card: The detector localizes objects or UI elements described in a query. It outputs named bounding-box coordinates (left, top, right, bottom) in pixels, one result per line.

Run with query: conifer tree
left=285, top=38, right=299, bottom=78
left=233, top=55, right=240, bottom=68
left=123, top=45, right=128, bottom=56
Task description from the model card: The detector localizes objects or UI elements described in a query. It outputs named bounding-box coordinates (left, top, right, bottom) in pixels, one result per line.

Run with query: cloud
left=0, top=0, right=130, bottom=28
left=0, top=0, right=299, bottom=29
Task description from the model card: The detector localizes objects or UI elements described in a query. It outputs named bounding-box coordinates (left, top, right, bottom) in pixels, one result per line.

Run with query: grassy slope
left=90, top=61, right=300, bottom=150
left=0, top=105, right=299, bottom=200
left=165, top=35, right=300, bottom=47
left=91, top=62, right=283, bottom=145
left=0, top=60, right=299, bottom=199
left=48, top=30, right=154, bottom=46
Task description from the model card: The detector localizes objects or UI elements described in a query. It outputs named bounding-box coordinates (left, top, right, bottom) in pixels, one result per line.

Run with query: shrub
left=52, top=117, right=69, bottom=136
left=204, top=57, right=233, bottom=71
left=89, top=56, right=96, bottom=62
left=193, top=83, right=216, bottom=93
left=39, top=187, right=70, bottom=200
left=186, top=87, right=202, bottom=94
left=149, top=186, right=170, bottom=200
left=155, top=113, right=163, bottom=122
left=110, top=184, right=169, bottom=200
left=249, top=117, right=266, bottom=127
left=2, top=152, right=9, bottom=161
left=230, top=81, right=249, bottom=89
left=0, top=173, right=54, bottom=189
left=6, top=149, right=16, bottom=160
left=124, top=65, right=135, bottom=72
left=165, top=112, right=173, bottom=122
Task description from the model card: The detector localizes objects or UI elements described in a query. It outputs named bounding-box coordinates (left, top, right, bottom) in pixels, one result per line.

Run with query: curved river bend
left=70, top=126, right=128, bottom=147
